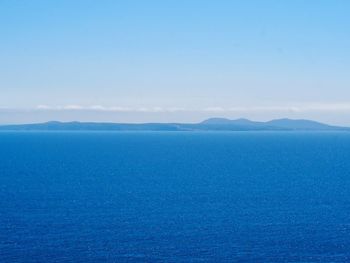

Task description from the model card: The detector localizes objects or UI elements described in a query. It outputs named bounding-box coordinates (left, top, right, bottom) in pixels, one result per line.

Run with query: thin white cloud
left=227, top=106, right=301, bottom=112
left=201, top=104, right=350, bottom=113
left=64, top=105, right=84, bottom=110
left=302, top=103, right=350, bottom=111
left=202, top=107, right=226, bottom=112
left=36, top=105, right=53, bottom=110
left=34, top=105, right=187, bottom=112
left=16, top=103, right=350, bottom=113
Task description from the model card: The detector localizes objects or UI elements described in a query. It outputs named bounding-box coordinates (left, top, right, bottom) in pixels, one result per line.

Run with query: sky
left=1, top=0, right=350, bottom=124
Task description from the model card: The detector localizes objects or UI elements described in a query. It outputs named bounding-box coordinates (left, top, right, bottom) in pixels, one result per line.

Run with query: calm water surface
left=1, top=132, right=350, bottom=262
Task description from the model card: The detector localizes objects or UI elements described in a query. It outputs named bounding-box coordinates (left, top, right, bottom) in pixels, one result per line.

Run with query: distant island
left=0, top=118, right=349, bottom=131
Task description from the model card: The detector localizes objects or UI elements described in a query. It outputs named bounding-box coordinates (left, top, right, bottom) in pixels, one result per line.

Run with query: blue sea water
left=1, top=132, right=350, bottom=262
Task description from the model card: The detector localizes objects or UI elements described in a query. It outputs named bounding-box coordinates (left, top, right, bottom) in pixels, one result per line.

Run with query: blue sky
left=1, top=0, right=350, bottom=124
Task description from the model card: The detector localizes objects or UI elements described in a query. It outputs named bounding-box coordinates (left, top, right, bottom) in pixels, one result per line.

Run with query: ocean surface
left=1, top=131, right=350, bottom=262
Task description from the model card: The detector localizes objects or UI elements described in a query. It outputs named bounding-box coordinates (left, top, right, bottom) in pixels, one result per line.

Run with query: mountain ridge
left=0, top=118, right=348, bottom=131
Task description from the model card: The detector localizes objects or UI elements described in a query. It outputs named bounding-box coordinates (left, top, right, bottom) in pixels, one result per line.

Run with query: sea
left=1, top=131, right=350, bottom=262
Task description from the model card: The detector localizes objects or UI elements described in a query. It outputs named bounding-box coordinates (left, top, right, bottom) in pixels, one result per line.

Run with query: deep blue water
left=1, top=132, right=350, bottom=262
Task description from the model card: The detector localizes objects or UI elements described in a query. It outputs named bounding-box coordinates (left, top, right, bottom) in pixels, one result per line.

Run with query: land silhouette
left=0, top=118, right=348, bottom=131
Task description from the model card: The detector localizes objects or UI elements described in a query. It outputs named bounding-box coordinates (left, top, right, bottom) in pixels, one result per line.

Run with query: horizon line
left=0, top=117, right=346, bottom=127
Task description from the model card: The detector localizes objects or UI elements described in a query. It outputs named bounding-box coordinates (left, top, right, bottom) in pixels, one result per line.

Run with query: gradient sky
left=1, top=0, right=350, bottom=124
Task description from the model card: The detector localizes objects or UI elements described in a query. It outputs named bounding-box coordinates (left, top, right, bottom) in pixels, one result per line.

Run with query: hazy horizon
left=1, top=106, right=350, bottom=126
left=0, top=114, right=347, bottom=127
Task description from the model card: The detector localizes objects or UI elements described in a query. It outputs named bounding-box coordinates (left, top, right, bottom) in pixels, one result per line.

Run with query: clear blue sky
left=1, top=0, right=350, bottom=124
